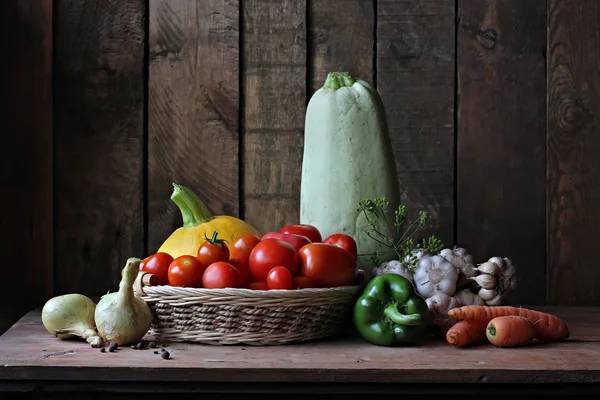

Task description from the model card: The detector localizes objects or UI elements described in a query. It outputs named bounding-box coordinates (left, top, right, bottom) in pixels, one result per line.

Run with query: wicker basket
left=133, top=270, right=366, bottom=346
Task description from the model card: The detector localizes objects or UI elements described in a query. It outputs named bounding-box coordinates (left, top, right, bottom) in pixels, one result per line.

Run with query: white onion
left=42, top=294, right=102, bottom=347
left=94, top=257, right=153, bottom=345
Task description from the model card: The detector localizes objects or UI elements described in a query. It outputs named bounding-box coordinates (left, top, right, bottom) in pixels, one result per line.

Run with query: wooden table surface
left=1, top=307, right=600, bottom=396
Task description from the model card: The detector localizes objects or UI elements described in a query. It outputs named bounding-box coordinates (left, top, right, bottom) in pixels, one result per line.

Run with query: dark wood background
left=2, top=0, right=599, bottom=334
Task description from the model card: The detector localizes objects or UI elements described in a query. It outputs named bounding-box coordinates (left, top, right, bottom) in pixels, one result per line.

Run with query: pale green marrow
left=300, top=72, right=401, bottom=275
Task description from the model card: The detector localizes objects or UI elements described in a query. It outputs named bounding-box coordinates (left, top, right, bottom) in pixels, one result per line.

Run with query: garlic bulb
left=42, top=294, right=102, bottom=347
left=471, top=256, right=518, bottom=305
left=426, top=293, right=460, bottom=333
left=372, top=259, right=414, bottom=283
left=470, top=274, right=497, bottom=289
left=478, top=288, right=497, bottom=301
left=485, top=257, right=518, bottom=306
left=95, top=258, right=153, bottom=345
left=452, top=288, right=486, bottom=306
left=440, top=246, right=479, bottom=290
left=477, top=261, right=501, bottom=276
left=413, top=255, right=458, bottom=298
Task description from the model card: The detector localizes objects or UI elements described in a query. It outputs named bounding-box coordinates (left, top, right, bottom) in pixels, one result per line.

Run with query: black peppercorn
left=149, top=341, right=156, bottom=348
left=161, top=351, right=170, bottom=359
left=153, top=350, right=159, bottom=354
left=100, top=347, right=106, bottom=353
left=136, top=342, right=144, bottom=350
left=108, top=342, right=119, bottom=352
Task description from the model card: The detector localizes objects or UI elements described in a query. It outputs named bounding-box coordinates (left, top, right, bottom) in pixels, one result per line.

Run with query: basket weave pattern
left=135, top=276, right=364, bottom=346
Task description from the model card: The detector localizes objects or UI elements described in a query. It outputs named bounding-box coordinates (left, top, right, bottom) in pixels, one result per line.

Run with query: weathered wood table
left=1, top=307, right=599, bottom=398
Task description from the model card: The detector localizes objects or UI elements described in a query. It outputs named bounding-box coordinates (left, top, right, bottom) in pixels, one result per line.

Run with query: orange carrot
left=448, top=305, right=569, bottom=342
left=486, top=316, right=536, bottom=347
left=446, top=319, right=489, bottom=348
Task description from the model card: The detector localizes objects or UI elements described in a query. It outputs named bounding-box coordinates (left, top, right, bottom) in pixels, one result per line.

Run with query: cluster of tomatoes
left=139, top=224, right=359, bottom=290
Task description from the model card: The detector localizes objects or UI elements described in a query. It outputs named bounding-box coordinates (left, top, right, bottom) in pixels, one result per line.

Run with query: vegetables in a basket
left=41, top=294, right=102, bottom=347
left=299, top=72, right=401, bottom=274
left=298, top=243, right=358, bottom=287
left=139, top=252, right=173, bottom=285
left=157, top=183, right=260, bottom=259
left=353, top=274, right=429, bottom=346
left=95, top=258, right=153, bottom=345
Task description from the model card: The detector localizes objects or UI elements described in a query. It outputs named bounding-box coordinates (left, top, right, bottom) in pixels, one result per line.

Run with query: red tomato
left=230, top=233, right=262, bottom=263
left=168, top=255, right=206, bottom=287
left=278, top=224, right=322, bottom=243
left=248, top=281, right=270, bottom=290
left=197, top=231, right=230, bottom=267
left=298, top=243, right=358, bottom=287
left=139, top=252, right=173, bottom=285
left=261, top=231, right=311, bottom=252
left=228, top=257, right=254, bottom=287
left=202, top=261, right=243, bottom=289
left=248, top=239, right=298, bottom=282
left=266, top=266, right=294, bottom=290
left=323, top=233, right=358, bottom=259
left=292, top=276, right=316, bottom=289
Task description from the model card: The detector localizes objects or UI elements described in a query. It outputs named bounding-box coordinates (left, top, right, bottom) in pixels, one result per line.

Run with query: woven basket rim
left=134, top=269, right=367, bottom=299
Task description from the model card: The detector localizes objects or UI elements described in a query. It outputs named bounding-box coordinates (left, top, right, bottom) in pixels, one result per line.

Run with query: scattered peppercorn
left=100, top=347, right=106, bottom=353
left=161, top=351, right=170, bottom=359
left=153, top=350, right=159, bottom=354
left=149, top=341, right=156, bottom=348
left=136, top=342, right=144, bottom=350
left=108, top=342, right=119, bottom=352
left=161, top=348, right=166, bottom=352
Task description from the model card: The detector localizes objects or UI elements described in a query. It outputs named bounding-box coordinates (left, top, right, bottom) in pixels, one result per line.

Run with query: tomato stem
left=204, top=230, right=227, bottom=245
left=170, top=183, right=213, bottom=228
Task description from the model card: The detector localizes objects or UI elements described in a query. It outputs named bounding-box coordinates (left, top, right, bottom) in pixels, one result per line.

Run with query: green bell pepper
left=353, top=273, right=429, bottom=346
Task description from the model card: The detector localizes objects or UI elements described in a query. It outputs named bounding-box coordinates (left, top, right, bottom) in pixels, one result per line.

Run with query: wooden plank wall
left=3, top=0, right=600, bottom=332
left=1, top=0, right=53, bottom=334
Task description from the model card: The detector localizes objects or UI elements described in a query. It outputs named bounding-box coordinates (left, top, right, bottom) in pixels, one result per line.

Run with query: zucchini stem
left=323, top=72, right=356, bottom=90
left=170, top=183, right=213, bottom=227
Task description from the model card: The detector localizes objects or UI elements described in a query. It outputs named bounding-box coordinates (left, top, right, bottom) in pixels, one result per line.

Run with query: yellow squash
left=157, top=183, right=260, bottom=259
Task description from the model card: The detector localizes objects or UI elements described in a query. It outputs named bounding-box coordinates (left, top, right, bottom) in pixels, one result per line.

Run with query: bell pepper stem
left=383, top=303, right=423, bottom=326
left=170, top=183, right=213, bottom=228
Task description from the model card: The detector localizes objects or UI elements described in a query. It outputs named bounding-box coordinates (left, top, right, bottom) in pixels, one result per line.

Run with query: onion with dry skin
left=41, top=294, right=102, bottom=347
left=94, top=257, right=153, bottom=346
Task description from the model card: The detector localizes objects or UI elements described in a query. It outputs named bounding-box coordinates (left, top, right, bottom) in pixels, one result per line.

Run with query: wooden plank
left=377, top=0, right=456, bottom=246
left=456, top=0, right=547, bottom=304
left=54, top=0, right=145, bottom=295
left=242, top=0, right=307, bottom=234
left=0, top=0, right=53, bottom=334
left=148, top=0, right=240, bottom=253
left=0, top=307, right=599, bottom=384
left=308, top=0, right=374, bottom=94
left=547, top=0, right=600, bottom=306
